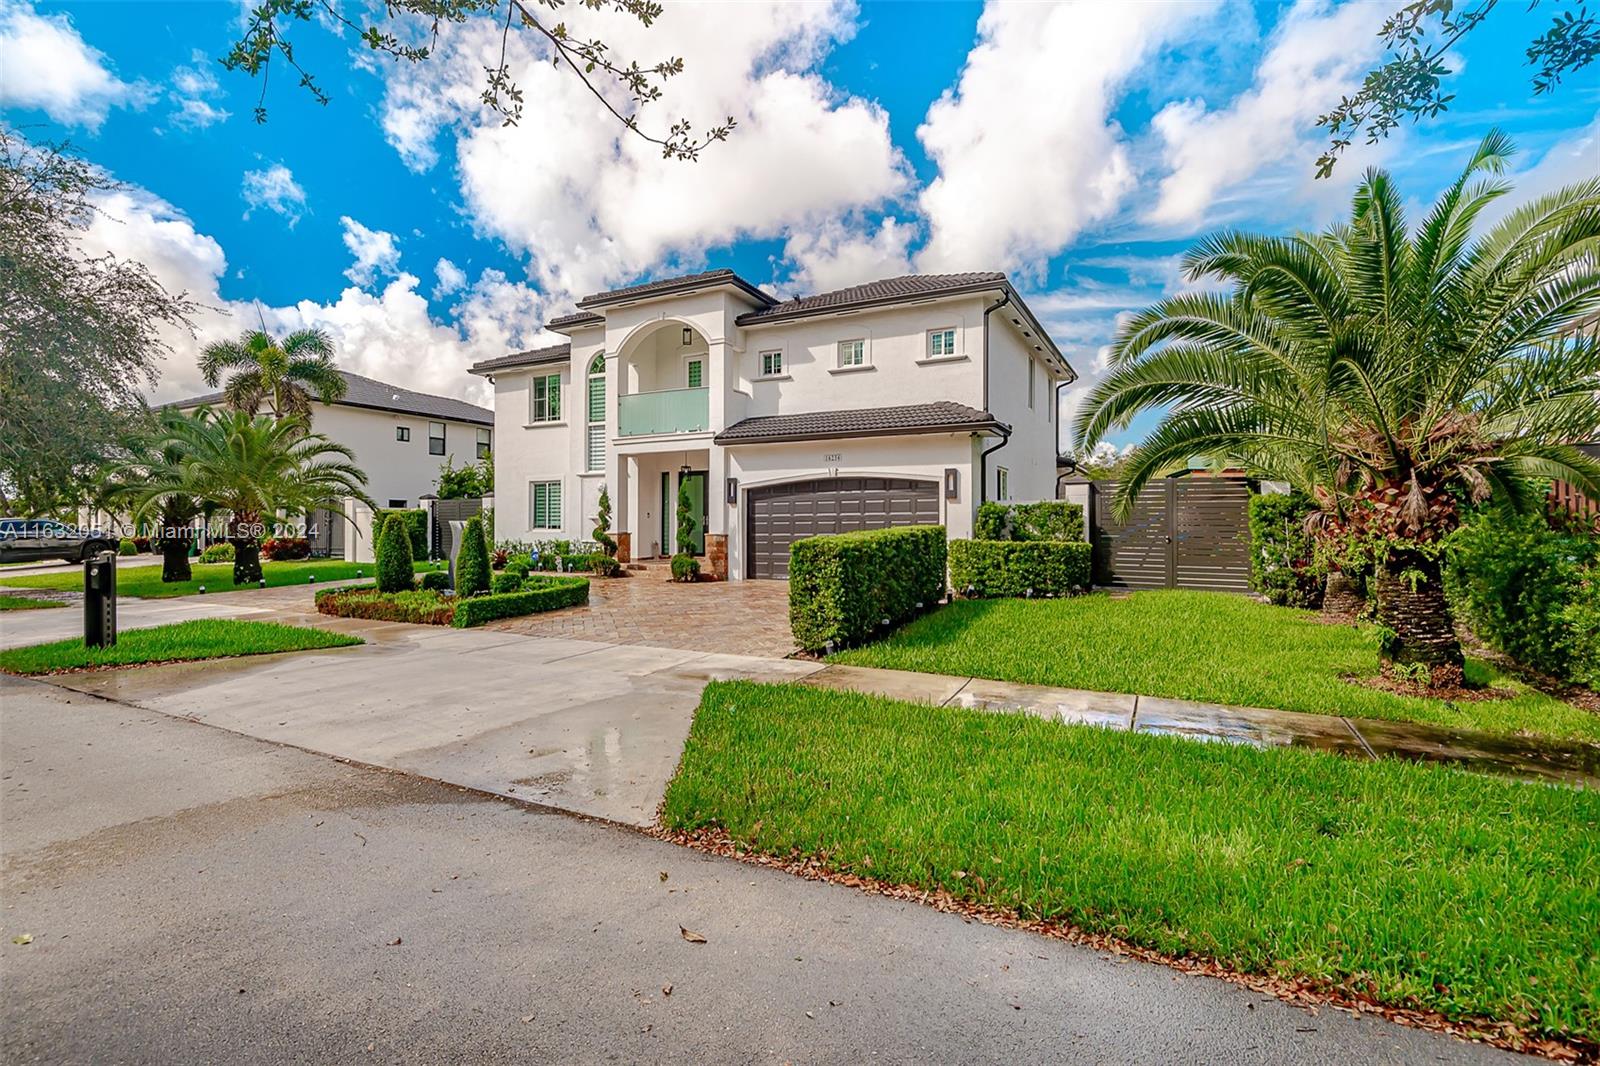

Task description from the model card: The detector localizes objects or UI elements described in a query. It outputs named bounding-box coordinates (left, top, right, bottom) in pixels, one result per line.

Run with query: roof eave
left=578, top=274, right=775, bottom=312
left=713, top=420, right=1008, bottom=447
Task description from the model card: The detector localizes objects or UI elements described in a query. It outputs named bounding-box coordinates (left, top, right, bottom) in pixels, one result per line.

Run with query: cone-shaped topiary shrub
left=375, top=513, right=415, bottom=593
left=456, top=515, right=491, bottom=596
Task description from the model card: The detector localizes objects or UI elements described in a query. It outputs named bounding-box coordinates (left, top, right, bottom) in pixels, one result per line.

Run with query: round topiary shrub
left=118, top=539, right=137, bottom=556
left=670, top=553, right=699, bottom=583
left=419, top=569, right=452, bottom=592
left=491, top=571, right=524, bottom=594
left=375, top=513, right=415, bottom=593
left=456, top=516, right=491, bottom=596
left=200, top=542, right=234, bottom=563
left=591, top=555, right=622, bottom=578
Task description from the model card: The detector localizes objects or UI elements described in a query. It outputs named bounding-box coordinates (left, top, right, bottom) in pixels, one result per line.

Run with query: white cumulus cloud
left=0, top=0, right=146, bottom=128
left=340, top=217, right=402, bottom=288
left=241, top=163, right=307, bottom=225
left=432, top=257, right=468, bottom=299
left=914, top=0, right=1220, bottom=276
left=169, top=49, right=230, bottom=130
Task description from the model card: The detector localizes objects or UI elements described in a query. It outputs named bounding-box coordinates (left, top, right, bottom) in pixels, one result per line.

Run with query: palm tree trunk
left=1373, top=548, right=1464, bottom=685
left=229, top=517, right=263, bottom=584
left=1320, top=568, right=1364, bottom=622
left=160, top=535, right=193, bottom=583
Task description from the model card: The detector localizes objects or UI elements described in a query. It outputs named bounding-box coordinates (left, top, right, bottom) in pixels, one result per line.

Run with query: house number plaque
left=823, top=453, right=842, bottom=462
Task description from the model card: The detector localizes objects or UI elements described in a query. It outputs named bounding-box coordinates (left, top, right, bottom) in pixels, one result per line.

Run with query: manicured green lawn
left=0, top=595, right=67, bottom=611
left=0, top=560, right=438, bottom=600
left=663, top=681, right=1600, bottom=1045
left=830, top=591, right=1600, bottom=742
left=0, top=619, right=362, bottom=674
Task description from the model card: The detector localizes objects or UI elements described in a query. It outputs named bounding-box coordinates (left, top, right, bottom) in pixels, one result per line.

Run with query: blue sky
left=2, top=0, right=1597, bottom=446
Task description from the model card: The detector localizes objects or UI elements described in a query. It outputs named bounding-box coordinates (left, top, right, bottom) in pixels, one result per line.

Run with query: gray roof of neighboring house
left=736, top=272, right=1007, bottom=325
left=468, top=342, right=573, bottom=376
left=576, top=268, right=775, bottom=310
left=546, top=311, right=605, bottom=331
left=714, top=401, right=1006, bottom=445
left=174, top=370, right=493, bottom=426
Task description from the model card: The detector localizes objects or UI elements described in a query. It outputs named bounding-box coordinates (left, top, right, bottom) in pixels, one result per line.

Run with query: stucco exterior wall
left=304, top=404, right=488, bottom=511
left=984, top=317, right=1065, bottom=504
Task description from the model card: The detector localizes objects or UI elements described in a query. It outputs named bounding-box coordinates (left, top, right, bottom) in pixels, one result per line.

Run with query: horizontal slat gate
left=1091, top=478, right=1251, bottom=592
left=746, top=477, right=939, bottom=579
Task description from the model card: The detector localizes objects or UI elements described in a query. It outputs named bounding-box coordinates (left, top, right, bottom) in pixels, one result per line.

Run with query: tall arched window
left=586, top=353, right=606, bottom=472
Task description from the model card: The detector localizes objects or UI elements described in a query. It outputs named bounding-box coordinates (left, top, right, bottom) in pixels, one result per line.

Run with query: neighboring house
left=172, top=370, right=493, bottom=553
left=470, top=269, right=1076, bottom=580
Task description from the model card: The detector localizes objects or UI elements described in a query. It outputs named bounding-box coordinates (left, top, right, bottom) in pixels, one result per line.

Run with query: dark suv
left=0, top=519, right=119, bottom=564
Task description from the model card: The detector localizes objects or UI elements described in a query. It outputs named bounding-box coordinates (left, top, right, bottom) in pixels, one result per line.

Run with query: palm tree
left=1073, top=130, right=1600, bottom=683
left=198, top=327, right=346, bottom=420
left=98, top=409, right=207, bottom=583
left=131, top=409, right=373, bottom=584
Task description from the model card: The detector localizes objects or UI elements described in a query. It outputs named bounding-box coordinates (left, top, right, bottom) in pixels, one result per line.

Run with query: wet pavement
left=802, top=664, right=1600, bottom=787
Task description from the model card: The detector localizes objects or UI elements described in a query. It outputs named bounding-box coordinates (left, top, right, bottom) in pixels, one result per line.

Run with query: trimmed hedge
left=451, top=575, right=590, bottom=627
left=374, top=508, right=428, bottom=559
left=419, top=569, right=451, bottom=592
left=974, top=501, right=1085, bottom=542
left=200, top=542, right=234, bottom=563
left=118, top=538, right=137, bottom=556
left=949, top=539, right=1091, bottom=598
left=1447, top=511, right=1599, bottom=685
left=1247, top=492, right=1322, bottom=608
left=315, top=574, right=589, bottom=628
left=491, top=570, right=523, bottom=594
left=456, top=516, right=491, bottom=596
left=375, top=513, right=415, bottom=594
left=789, top=525, right=946, bottom=652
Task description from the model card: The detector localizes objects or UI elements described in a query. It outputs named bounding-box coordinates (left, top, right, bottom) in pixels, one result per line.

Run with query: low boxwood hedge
left=949, top=539, right=1091, bottom=598
left=451, top=575, right=589, bottom=627
left=974, top=501, right=1084, bottom=542
left=789, top=525, right=946, bottom=652
left=315, top=574, right=589, bottom=628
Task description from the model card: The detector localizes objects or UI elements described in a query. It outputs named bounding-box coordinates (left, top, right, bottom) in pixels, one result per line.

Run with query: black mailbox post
left=84, top=550, right=117, bottom=648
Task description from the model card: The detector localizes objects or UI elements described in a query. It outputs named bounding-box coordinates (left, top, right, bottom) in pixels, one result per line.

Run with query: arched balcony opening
left=616, top=320, right=711, bottom=437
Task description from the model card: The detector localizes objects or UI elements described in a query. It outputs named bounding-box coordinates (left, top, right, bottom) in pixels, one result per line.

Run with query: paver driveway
left=482, top=571, right=796, bottom=658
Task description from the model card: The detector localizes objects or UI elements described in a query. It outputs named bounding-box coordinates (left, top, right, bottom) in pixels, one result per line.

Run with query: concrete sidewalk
left=803, top=663, right=1600, bottom=787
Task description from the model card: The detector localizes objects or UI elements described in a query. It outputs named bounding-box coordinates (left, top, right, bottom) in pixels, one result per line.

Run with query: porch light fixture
left=681, top=327, right=693, bottom=346
left=944, top=467, right=959, bottom=500
left=725, top=477, right=738, bottom=505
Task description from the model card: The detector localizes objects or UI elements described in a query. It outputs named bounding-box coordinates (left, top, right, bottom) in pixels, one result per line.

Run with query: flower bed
left=315, top=574, right=589, bottom=628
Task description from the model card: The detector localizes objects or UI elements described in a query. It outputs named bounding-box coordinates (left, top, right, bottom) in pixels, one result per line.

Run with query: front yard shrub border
left=789, top=524, right=946, bottom=651
left=1247, top=491, right=1323, bottom=608
left=315, top=574, right=589, bottom=628
left=974, top=500, right=1085, bottom=542
left=949, top=539, right=1091, bottom=598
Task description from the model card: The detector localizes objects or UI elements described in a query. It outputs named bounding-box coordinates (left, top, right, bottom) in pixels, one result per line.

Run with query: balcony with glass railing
left=618, top=387, right=710, bottom=436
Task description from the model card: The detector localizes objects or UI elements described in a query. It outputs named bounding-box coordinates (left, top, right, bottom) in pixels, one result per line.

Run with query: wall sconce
left=944, top=468, right=959, bottom=500
left=681, top=327, right=693, bottom=346
left=725, top=477, right=738, bottom=505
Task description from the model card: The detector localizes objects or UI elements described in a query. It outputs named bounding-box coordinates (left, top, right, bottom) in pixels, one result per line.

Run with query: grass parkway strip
left=0, top=596, right=67, bottom=611
left=829, top=590, right=1600, bottom=743
left=0, top=619, right=362, bottom=674
left=661, top=680, right=1600, bottom=1052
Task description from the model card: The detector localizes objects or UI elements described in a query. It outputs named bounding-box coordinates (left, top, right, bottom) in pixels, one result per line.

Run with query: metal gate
left=432, top=497, right=483, bottom=561
left=745, top=476, right=939, bottom=579
left=307, top=507, right=345, bottom=558
left=1089, top=478, right=1252, bottom=592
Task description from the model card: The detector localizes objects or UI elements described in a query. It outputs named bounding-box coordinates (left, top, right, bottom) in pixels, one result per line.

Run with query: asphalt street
left=1, top=674, right=1522, bottom=1064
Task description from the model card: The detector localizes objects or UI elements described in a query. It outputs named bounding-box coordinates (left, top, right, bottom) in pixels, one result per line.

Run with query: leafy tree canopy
left=0, top=127, right=196, bottom=515
left=199, top=327, right=347, bottom=420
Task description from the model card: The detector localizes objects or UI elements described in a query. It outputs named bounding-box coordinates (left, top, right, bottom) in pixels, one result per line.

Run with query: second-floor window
left=530, top=373, right=561, bottom=422
left=476, top=427, right=491, bottom=459
left=1028, top=360, right=1035, bottom=409
left=428, top=421, right=445, bottom=456
left=760, top=350, right=782, bottom=377
left=928, top=328, right=956, bottom=358
left=837, top=339, right=866, bottom=368
left=586, top=353, right=605, bottom=472
left=996, top=466, right=1009, bottom=501
left=396, top=426, right=410, bottom=442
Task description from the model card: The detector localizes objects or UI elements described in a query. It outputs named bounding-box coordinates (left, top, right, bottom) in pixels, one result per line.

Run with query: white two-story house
left=470, top=270, right=1075, bottom=580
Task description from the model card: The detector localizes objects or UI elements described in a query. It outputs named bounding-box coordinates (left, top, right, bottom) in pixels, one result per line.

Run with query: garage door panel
left=747, top=476, right=939, bottom=579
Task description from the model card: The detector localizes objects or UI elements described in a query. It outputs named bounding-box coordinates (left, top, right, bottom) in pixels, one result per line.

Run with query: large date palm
left=98, top=409, right=207, bottom=583
left=1074, top=131, right=1600, bottom=681
left=199, top=327, right=346, bottom=420
left=126, top=409, right=372, bottom=584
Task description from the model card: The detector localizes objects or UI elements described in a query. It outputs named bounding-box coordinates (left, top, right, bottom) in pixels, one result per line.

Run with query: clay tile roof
left=735, top=273, right=1008, bottom=325
left=468, top=343, right=572, bottom=376
left=172, top=370, right=493, bottom=426
left=546, top=311, right=604, bottom=331
left=577, top=268, right=774, bottom=310
left=714, top=401, right=1006, bottom=445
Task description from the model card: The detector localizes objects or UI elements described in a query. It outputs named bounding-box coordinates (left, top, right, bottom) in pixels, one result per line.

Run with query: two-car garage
left=744, top=476, right=940, bottom=579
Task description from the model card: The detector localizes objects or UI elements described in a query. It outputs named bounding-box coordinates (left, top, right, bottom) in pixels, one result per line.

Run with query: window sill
left=918, top=354, right=969, bottom=365
left=827, top=364, right=875, bottom=375
left=754, top=374, right=792, bottom=382
left=522, top=421, right=569, bottom=429
left=577, top=470, right=606, bottom=478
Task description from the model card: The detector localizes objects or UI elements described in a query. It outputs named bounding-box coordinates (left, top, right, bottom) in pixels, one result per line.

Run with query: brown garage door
left=745, top=477, right=940, bottom=579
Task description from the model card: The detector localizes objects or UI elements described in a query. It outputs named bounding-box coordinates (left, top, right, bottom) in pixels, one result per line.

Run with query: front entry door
left=675, top=470, right=707, bottom=555
left=659, top=471, right=670, bottom=558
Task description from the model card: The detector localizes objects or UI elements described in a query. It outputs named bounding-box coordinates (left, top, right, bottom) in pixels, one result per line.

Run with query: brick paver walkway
left=482, top=572, right=796, bottom=658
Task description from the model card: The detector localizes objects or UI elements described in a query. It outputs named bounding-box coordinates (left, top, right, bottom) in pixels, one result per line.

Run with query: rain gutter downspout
left=978, top=291, right=1012, bottom=503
